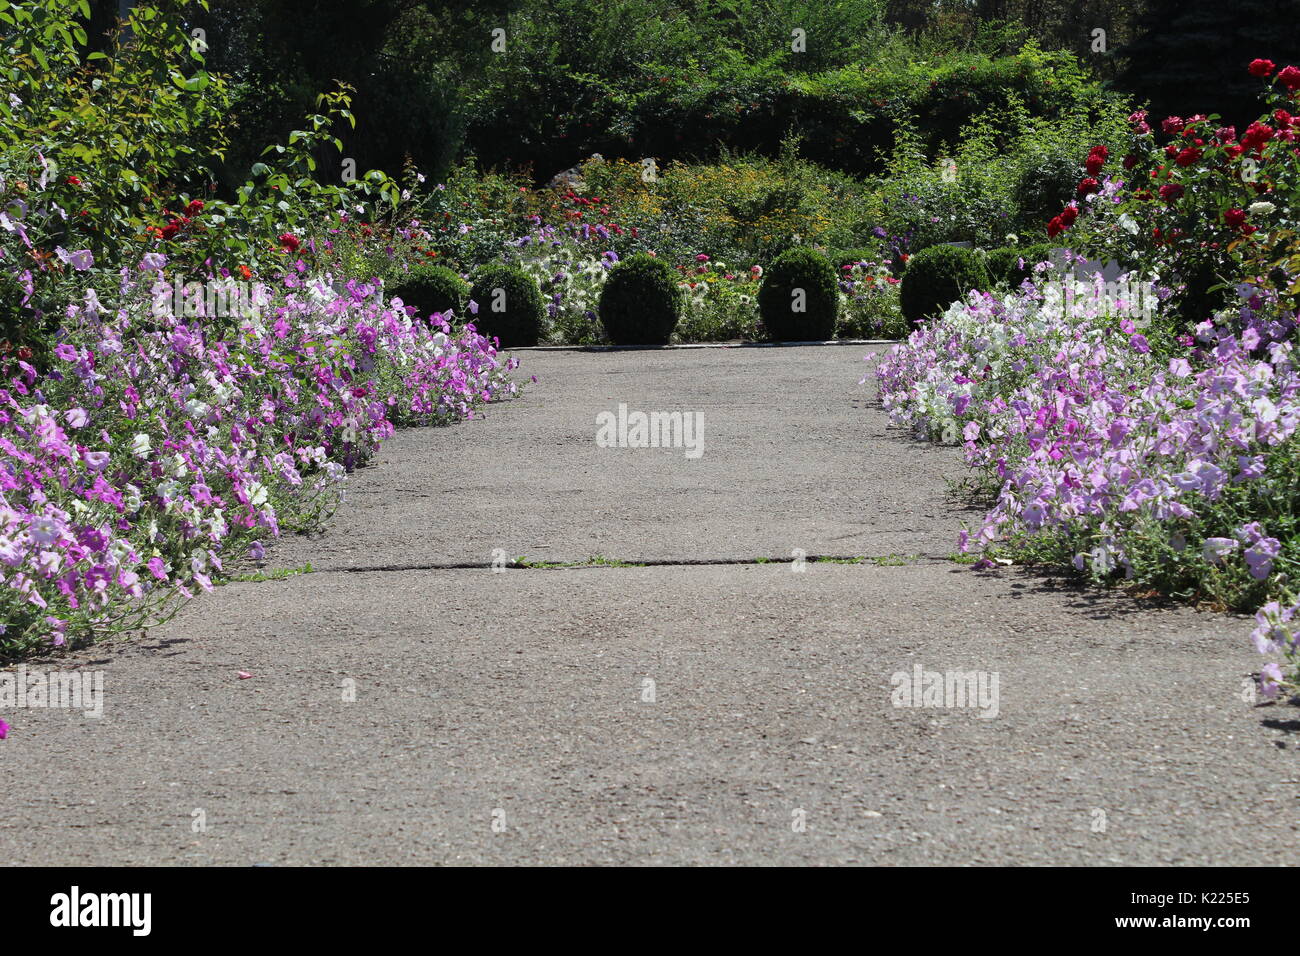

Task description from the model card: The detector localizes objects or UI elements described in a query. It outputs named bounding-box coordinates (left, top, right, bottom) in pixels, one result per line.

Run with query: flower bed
left=875, top=269, right=1299, bottom=698
left=0, top=259, right=518, bottom=657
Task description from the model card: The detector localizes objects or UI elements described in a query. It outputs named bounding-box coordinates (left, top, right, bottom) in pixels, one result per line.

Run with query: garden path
left=2, top=346, right=1295, bottom=864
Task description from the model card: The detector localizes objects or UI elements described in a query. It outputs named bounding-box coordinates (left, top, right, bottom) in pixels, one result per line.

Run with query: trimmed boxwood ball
left=899, top=244, right=991, bottom=323
left=758, top=247, right=838, bottom=341
left=469, top=263, right=545, bottom=347
left=598, top=253, right=682, bottom=345
left=388, top=264, right=468, bottom=322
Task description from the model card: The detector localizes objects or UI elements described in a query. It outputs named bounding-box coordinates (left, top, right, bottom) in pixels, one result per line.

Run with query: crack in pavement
left=323, top=553, right=955, bottom=574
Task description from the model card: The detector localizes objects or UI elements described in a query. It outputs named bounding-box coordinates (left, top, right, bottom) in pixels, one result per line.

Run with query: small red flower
left=1174, top=147, right=1202, bottom=167
left=1277, top=65, right=1300, bottom=92
left=278, top=233, right=300, bottom=252
left=1158, top=183, right=1184, bottom=202
left=1224, top=208, right=1246, bottom=228
left=1249, top=59, right=1276, bottom=78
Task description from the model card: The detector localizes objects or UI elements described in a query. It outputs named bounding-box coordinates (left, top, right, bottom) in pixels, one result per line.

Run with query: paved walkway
left=2, top=347, right=1296, bottom=865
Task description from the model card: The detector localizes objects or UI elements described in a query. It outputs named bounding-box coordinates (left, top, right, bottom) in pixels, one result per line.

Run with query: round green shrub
left=899, top=244, right=991, bottom=323
left=757, top=247, right=838, bottom=341
left=388, top=264, right=468, bottom=321
left=469, top=263, right=545, bottom=347
left=598, top=253, right=682, bottom=345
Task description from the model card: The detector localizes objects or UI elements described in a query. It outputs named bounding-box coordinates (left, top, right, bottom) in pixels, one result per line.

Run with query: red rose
left=1158, top=183, right=1184, bottom=202
left=1277, top=65, right=1300, bottom=92
left=1249, top=59, right=1276, bottom=78
left=187, top=199, right=204, bottom=215
left=1174, top=147, right=1202, bottom=167
left=1122, top=153, right=1138, bottom=170
left=1161, top=116, right=1184, bottom=135
left=1241, top=224, right=1258, bottom=235
left=1224, top=208, right=1246, bottom=228
left=1077, top=177, right=1100, bottom=197
left=160, top=221, right=181, bottom=240
left=278, top=233, right=300, bottom=252
left=66, top=175, right=81, bottom=186
left=1085, top=155, right=1104, bottom=175
left=1060, top=205, right=1079, bottom=224
left=1046, top=216, right=1065, bottom=238
left=1215, top=126, right=1236, bottom=142
left=1240, top=122, right=1275, bottom=150
left=1275, top=109, right=1295, bottom=128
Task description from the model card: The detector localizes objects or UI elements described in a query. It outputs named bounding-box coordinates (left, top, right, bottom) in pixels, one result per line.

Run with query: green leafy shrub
left=598, top=253, right=681, bottom=345
left=388, top=264, right=468, bottom=321
left=899, top=244, right=991, bottom=323
left=985, top=243, right=1056, bottom=288
left=758, top=247, right=838, bottom=341
left=827, top=247, right=881, bottom=269
left=1014, top=150, right=1081, bottom=231
left=469, top=263, right=545, bottom=347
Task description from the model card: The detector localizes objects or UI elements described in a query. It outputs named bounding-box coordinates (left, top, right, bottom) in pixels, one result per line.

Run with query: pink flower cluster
left=876, top=273, right=1300, bottom=696
left=0, top=261, right=518, bottom=653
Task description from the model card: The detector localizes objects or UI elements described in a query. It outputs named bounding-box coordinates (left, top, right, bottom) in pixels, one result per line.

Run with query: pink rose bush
left=875, top=264, right=1300, bottom=699
left=0, top=259, right=518, bottom=656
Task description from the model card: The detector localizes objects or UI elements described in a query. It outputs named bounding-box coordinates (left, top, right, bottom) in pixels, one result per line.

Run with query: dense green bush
left=985, top=243, right=1056, bottom=288
left=899, top=244, right=991, bottom=323
left=827, top=247, right=882, bottom=269
left=388, top=264, right=469, bottom=321
left=1014, top=150, right=1082, bottom=230
left=469, top=263, right=546, bottom=347
left=598, top=253, right=682, bottom=345
left=758, top=248, right=838, bottom=341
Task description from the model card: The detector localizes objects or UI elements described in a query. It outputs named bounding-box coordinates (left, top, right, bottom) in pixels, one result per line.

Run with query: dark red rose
left=1249, top=59, right=1276, bottom=78
left=1277, top=65, right=1300, bottom=91
left=1224, top=208, right=1246, bottom=228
